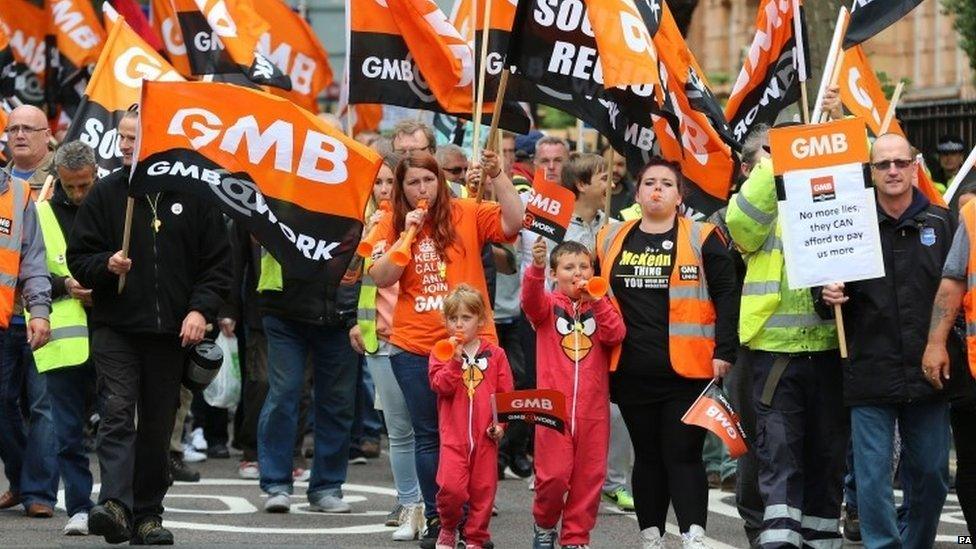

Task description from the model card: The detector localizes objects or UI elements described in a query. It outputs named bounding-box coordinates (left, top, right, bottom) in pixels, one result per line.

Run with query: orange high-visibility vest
left=960, top=201, right=976, bottom=377
left=0, top=176, right=30, bottom=328
left=597, top=216, right=717, bottom=378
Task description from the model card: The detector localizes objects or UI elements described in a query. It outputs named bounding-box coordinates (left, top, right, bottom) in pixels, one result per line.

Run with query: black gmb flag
left=725, top=0, right=809, bottom=142
left=504, top=0, right=673, bottom=176
left=172, top=0, right=292, bottom=90
left=843, top=0, right=924, bottom=49
left=346, top=0, right=529, bottom=133
left=132, top=80, right=382, bottom=284
left=65, top=4, right=184, bottom=178
left=506, top=0, right=735, bottom=217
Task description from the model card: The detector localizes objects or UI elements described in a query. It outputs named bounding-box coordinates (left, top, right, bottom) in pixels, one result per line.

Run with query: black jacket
left=816, top=189, right=959, bottom=406
left=48, top=182, right=81, bottom=300
left=257, top=262, right=359, bottom=328
left=66, top=169, right=231, bottom=335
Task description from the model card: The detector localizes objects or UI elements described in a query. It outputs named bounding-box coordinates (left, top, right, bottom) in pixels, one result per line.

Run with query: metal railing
left=897, top=100, right=976, bottom=180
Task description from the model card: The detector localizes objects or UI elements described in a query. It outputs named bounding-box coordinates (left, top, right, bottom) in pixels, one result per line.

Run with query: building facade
left=686, top=0, right=975, bottom=102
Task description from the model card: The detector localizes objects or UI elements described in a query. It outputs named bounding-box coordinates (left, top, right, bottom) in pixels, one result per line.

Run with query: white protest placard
left=770, top=118, right=885, bottom=289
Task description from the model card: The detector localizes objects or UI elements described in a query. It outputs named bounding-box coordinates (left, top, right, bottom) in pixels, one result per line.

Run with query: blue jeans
left=366, top=352, right=421, bottom=505
left=258, top=316, right=357, bottom=500
left=46, top=363, right=95, bottom=516
left=851, top=400, right=949, bottom=549
left=352, top=358, right=383, bottom=445
left=390, top=350, right=439, bottom=519
left=0, top=324, right=58, bottom=506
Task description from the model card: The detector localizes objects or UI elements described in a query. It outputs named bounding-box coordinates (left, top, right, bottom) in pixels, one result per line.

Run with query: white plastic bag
left=204, top=333, right=241, bottom=409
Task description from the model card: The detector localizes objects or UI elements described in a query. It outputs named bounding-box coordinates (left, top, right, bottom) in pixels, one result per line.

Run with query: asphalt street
left=0, top=445, right=970, bottom=547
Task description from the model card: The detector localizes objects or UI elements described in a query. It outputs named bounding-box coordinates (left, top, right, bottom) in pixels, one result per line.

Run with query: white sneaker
left=681, top=524, right=708, bottom=549
left=63, top=512, right=88, bottom=536
left=640, top=526, right=663, bottom=549
left=189, top=427, right=208, bottom=452
left=238, top=461, right=259, bottom=480
left=183, top=444, right=207, bottom=463
left=391, top=503, right=424, bottom=541
left=308, top=494, right=351, bottom=513
left=264, top=493, right=291, bottom=513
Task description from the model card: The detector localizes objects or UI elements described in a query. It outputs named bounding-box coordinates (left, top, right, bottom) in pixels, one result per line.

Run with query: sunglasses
left=870, top=159, right=914, bottom=171
left=443, top=166, right=467, bottom=175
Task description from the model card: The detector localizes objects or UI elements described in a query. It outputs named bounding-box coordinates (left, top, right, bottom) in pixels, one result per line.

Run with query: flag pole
left=603, top=148, right=614, bottom=225
left=944, top=146, right=976, bottom=204
left=471, top=0, right=493, bottom=161
left=793, top=0, right=810, bottom=124
left=819, top=49, right=846, bottom=124
left=575, top=119, right=584, bottom=152
left=878, top=81, right=904, bottom=135
left=477, top=69, right=509, bottom=203
left=118, top=198, right=134, bottom=293
left=811, top=7, right=850, bottom=123
left=35, top=174, right=54, bottom=203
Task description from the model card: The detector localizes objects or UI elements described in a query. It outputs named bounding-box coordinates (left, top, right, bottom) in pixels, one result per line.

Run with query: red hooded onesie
left=521, top=264, right=626, bottom=546
left=429, top=340, right=514, bottom=546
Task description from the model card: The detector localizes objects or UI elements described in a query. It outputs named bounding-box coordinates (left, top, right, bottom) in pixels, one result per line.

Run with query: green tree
left=944, top=0, right=976, bottom=84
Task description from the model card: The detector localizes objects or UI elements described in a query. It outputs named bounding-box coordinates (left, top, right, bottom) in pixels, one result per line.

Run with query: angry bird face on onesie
left=554, top=306, right=597, bottom=362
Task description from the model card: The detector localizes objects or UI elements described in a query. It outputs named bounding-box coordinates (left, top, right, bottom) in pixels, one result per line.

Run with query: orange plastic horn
left=356, top=200, right=391, bottom=258
left=432, top=331, right=464, bottom=361
left=389, top=199, right=429, bottom=267
left=578, top=276, right=609, bottom=298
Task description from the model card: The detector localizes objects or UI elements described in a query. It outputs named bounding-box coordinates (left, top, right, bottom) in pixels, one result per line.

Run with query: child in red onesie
left=522, top=238, right=626, bottom=549
left=429, top=284, right=514, bottom=549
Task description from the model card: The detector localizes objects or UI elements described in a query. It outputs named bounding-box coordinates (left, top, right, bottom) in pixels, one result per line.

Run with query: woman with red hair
left=368, top=149, right=523, bottom=546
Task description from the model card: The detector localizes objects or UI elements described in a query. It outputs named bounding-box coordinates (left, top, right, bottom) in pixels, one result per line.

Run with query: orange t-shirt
left=370, top=198, right=514, bottom=355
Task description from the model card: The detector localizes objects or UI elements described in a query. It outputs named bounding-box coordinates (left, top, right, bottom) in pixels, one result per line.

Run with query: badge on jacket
left=920, top=227, right=936, bottom=247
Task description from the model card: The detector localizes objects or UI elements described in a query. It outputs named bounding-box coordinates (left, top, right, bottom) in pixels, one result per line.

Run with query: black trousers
left=238, top=329, right=268, bottom=462
left=619, top=393, right=708, bottom=532
left=497, top=319, right=531, bottom=461
left=952, top=399, right=976, bottom=539
left=726, top=347, right=764, bottom=547
left=92, top=327, right=185, bottom=521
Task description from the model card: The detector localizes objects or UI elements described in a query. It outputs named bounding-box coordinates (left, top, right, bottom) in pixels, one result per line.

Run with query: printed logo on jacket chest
left=679, top=265, right=700, bottom=281
left=0, top=217, right=13, bottom=236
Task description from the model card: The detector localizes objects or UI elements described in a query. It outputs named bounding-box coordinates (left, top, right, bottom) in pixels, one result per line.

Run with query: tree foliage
left=944, top=0, right=976, bottom=84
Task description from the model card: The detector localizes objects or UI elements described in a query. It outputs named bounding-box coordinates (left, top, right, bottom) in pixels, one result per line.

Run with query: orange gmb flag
left=64, top=3, right=183, bottom=177
left=150, top=0, right=193, bottom=76
left=523, top=168, right=576, bottom=242
left=47, top=0, right=106, bottom=69
left=0, top=0, right=47, bottom=74
left=132, top=80, right=382, bottom=285
left=386, top=0, right=475, bottom=114
left=171, top=0, right=291, bottom=89
left=838, top=45, right=904, bottom=137
left=255, top=0, right=333, bottom=113
left=681, top=380, right=748, bottom=458
left=347, top=103, right=382, bottom=136
left=584, top=0, right=663, bottom=90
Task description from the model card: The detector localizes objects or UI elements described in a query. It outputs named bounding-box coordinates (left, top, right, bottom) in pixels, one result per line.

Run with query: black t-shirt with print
left=607, top=223, right=737, bottom=404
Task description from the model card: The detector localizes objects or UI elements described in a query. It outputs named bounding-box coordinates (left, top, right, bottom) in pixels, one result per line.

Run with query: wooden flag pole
left=878, top=81, right=904, bottom=135
left=118, top=198, right=134, bottom=294
left=799, top=82, right=811, bottom=124
left=471, top=0, right=493, bottom=160
left=34, top=174, right=54, bottom=204
left=819, top=49, right=846, bottom=124
left=835, top=304, right=849, bottom=358
left=793, top=0, right=810, bottom=124
left=811, top=7, right=850, bottom=123
left=944, top=145, right=976, bottom=204
left=603, top=148, right=615, bottom=225
left=477, top=69, right=510, bottom=203
left=575, top=119, right=584, bottom=152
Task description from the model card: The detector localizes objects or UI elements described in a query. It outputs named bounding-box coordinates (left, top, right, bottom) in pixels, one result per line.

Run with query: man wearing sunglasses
left=820, top=133, right=954, bottom=548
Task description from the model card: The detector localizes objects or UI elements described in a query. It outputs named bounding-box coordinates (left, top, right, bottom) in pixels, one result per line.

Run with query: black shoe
left=497, top=454, right=509, bottom=480
left=206, top=444, right=230, bottom=459
left=130, top=517, right=174, bottom=545
left=419, top=517, right=440, bottom=549
left=509, top=454, right=533, bottom=479
left=89, top=501, right=132, bottom=544
left=843, top=506, right=861, bottom=542
left=169, top=453, right=201, bottom=483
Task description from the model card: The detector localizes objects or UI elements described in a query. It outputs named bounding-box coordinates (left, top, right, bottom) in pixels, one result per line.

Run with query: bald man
left=821, top=133, right=953, bottom=548
left=5, top=105, right=54, bottom=197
